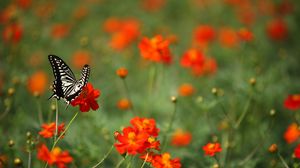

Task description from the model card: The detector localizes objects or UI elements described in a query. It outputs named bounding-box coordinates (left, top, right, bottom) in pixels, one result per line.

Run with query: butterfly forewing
left=48, top=55, right=90, bottom=104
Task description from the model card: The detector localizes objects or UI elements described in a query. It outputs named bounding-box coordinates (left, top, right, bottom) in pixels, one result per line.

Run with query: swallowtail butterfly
left=48, top=55, right=90, bottom=105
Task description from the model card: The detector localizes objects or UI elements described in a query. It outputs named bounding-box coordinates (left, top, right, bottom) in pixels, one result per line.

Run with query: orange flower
left=104, top=18, right=140, bottom=50
left=114, top=127, right=150, bottom=155
left=71, top=83, right=101, bottom=112
left=238, top=28, right=254, bottom=42
left=266, top=18, right=288, bottom=41
left=16, top=0, right=32, bottom=9
left=199, top=58, right=217, bottom=75
left=37, top=144, right=73, bottom=168
left=193, top=25, right=215, bottom=48
left=116, top=67, right=128, bottom=79
left=27, top=71, right=48, bottom=95
left=71, top=50, right=92, bottom=69
left=284, top=94, right=300, bottom=110
left=180, top=49, right=205, bottom=68
left=139, top=35, right=172, bottom=64
left=51, top=24, right=70, bottom=39
left=218, top=27, right=239, bottom=48
left=294, top=144, right=300, bottom=159
left=2, top=22, right=23, bottom=44
left=39, top=122, right=65, bottom=139
left=202, top=142, right=222, bottom=156
left=73, top=6, right=88, bottom=20
left=0, top=4, right=18, bottom=24
left=178, top=83, right=195, bottom=97
left=284, top=123, right=300, bottom=144
left=141, top=0, right=166, bottom=11
left=130, top=117, right=159, bottom=137
left=117, top=98, right=131, bottom=110
left=151, top=153, right=181, bottom=168
left=171, top=129, right=192, bottom=147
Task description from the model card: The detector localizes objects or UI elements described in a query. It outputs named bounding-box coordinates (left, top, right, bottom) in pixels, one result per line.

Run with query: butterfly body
left=48, top=55, right=90, bottom=104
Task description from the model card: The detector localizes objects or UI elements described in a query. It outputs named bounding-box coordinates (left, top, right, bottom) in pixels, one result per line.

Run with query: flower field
left=1, top=0, right=300, bottom=167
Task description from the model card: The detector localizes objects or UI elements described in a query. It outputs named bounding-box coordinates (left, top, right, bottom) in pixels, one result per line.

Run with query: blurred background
left=1, top=0, right=300, bottom=167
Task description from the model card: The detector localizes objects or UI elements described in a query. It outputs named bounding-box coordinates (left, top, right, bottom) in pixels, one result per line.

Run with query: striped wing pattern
left=48, top=55, right=90, bottom=104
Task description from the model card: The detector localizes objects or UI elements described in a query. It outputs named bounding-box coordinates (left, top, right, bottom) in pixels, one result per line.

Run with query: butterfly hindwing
left=48, top=55, right=90, bottom=104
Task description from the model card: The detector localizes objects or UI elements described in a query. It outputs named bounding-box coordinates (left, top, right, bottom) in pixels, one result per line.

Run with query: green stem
left=115, top=153, right=128, bottom=168
left=36, top=97, right=44, bottom=125
left=277, top=152, right=290, bottom=168
left=161, top=100, right=177, bottom=151
left=234, top=94, right=252, bottom=129
left=122, top=79, right=136, bottom=116
left=91, top=144, right=114, bottom=168
left=28, top=151, right=31, bottom=168
left=213, top=155, right=221, bottom=168
left=140, top=153, right=149, bottom=168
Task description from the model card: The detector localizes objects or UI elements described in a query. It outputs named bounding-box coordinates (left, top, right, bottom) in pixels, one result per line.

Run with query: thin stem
left=234, top=94, right=252, bottom=129
left=36, top=97, right=44, bottom=125
left=122, top=79, right=136, bottom=116
left=148, top=64, right=157, bottom=95
left=277, top=152, right=290, bottom=168
left=91, top=144, right=114, bottom=168
left=28, top=151, right=31, bottom=168
left=213, top=155, right=221, bottom=168
left=51, top=111, right=79, bottom=150
left=54, top=99, right=59, bottom=141
left=161, top=100, right=177, bottom=151
left=115, top=154, right=128, bottom=168
left=126, top=156, right=133, bottom=168
left=140, top=153, right=149, bottom=168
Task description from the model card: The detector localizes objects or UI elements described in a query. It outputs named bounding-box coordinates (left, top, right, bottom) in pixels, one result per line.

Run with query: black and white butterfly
left=48, top=55, right=90, bottom=105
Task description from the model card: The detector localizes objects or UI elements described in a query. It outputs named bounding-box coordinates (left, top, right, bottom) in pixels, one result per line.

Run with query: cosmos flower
left=202, top=142, right=222, bottom=156
left=178, top=83, right=195, bottom=97
left=130, top=117, right=159, bottom=137
left=171, top=129, right=192, bottom=147
left=294, top=144, right=300, bottom=159
left=266, top=18, right=288, bottom=41
left=27, top=71, right=49, bottom=95
left=116, top=67, right=128, bottom=79
left=284, top=94, right=300, bottom=110
left=39, top=122, right=65, bottom=138
left=71, top=83, right=100, bottom=112
left=141, top=152, right=181, bottom=168
left=284, top=123, right=300, bottom=144
left=117, top=98, right=131, bottom=110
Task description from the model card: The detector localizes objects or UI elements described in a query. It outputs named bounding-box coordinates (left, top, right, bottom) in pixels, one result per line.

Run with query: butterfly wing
left=48, top=55, right=77, bottom=100
left=64, top=65, right=90, bottom=103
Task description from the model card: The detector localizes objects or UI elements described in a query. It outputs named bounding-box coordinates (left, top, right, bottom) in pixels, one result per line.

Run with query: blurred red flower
left=71, top=50, right=92, bottom=69
left=2, top=22, right=23, bottom=44
left=27, top=70, right=49, bottom=95
left=294, top=144, right=300, bottom=159
left=116, top=67, right=128, bottom=79
left=178, top=83, right=195, bottom=97
left=0, top=4, right=17, bottom=24
left=218, top=27, right=239, bottom=48
left=16, top=0, right=32, bottom=9
left=114, top=126, right=149, bottom=155
left=51, top=24, right=70, bottom=39
left=130, top=117, right=159, bottom=137
left=39, top=122, right=65, bottom=139
left=171, top=129, right=192, bottom=147
left=266, top=18, right=288, bottom=41
left=193, top=25, right=215, bottom=48
left=142, top=153, right=181, bottom=168
left=141, top=0, right=166, bottom=11
left=284, top=94, right=300, bottom=110
left=139, top=35, right=172, bottom=64
left=238, top=28, right=254, bottom=42
left=284, top=123, right=300, bottom=144
left=203, top=142, right=222, bottom=156
left=37, top=144, right=73, bottom=168
left=71, top=83, right=100, bottom=112
left=103, top=18, right=140, bottom=50
left=117, top=98, right=131, bottom=110
left=276, top=0, right=293, bottom=16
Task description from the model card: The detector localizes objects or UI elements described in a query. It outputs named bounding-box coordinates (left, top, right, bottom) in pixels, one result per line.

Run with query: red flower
left=71, top=83, right=100, bottom=112
left=51, top=24, right=70, bottom=39
left=238, top=28, right=254, bottom=42
left=294, top=144, right=300, bottom=159
left=171, top=129, right=192, bottom=147
left=266, top=18, right=288, bottom=41
left=114, top=127, right=149, bottom=155
left=284, top=94, right=300, bottom=110
left=178, top=83, right=195, bottom=97
left=141, top=0, right=166, bottom=11
left=138, top=35, right=172, bottom=64
left=130, top=117, right=159, bottom=137
left=144, top=153, right=181, bottom=168
left=39, top=122, right=65, bottom=138
left=218, top=27, right=239, bottom=48
left=37, top=144, right=73, bottom=168
left=180, top=49, right=205, bottom=68
left=193, top=25, right=215, bottom=48
left=202, top=142, right=222, bottom=156
left=2, top=22, right=23, bottom=44
left=284, top=123, right=300, bottom=144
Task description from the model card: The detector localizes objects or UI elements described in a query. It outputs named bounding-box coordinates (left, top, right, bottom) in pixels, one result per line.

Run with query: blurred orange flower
left=130, top=117, right=159, bottom=137
left=218, top=27, right=239, bottom=48
left=203, top=142, right=222, bottom=156
left=284, top=123, right=300, bottom=144
left=266, top=18, right=288, bottom=41
left=116, top=67, right=128, bottom=79
left=193, top=25, right=215, bottom=48
left=117, top=98, right=131, bottom=110
left=39, top=122, right=65, bottom=139
left=37, top=144, right=73, bottom=168
left=284, top=94, right=300, bottom=110
left=2, top=22, right=23, bottom=44
left=238, top=28, right=254, bottom=42
left=16, top=0, right=32, bottom=9
left=73, top=6, right=88, bottom=20
left=180, top=49, right=205, bottom=68
left=139, top=35, right=172, bottom=64
left=171, top=129, right=192, bottom=147
left=178, top=83, right=195, bottom=97
left=196, top=57, right=217, bottom=76
left=294, top=144, right=300, bottom=159
left=71, top=50, right=91, bottom=69
left=71, top=83, right=101, bottom=112
left=142, top=152, right=181, bottom=168
left=27, top=71, right=48, bottom=95
left=51, top=24, right=70, bottom=39
left=141, top=0, right=166, bottom=11
left=0, top=4, right=18, bottom=24
left=103, top=18, right=140, bottom=50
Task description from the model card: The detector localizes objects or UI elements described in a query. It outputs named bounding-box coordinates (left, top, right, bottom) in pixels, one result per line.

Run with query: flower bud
left=8, top=140, right=14, bottom=147
left=268, top=144, right=277, bottom=153
left=171, top=96, right=177, bottom=103
left=249, top=77, right=256, bottom=86
left=14, top=157, right=22, bottom=166
left=116, top=67, right=128, bottom=79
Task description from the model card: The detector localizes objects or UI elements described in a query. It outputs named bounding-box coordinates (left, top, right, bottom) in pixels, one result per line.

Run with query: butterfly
left=48, top=55, right=90, bottom=105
